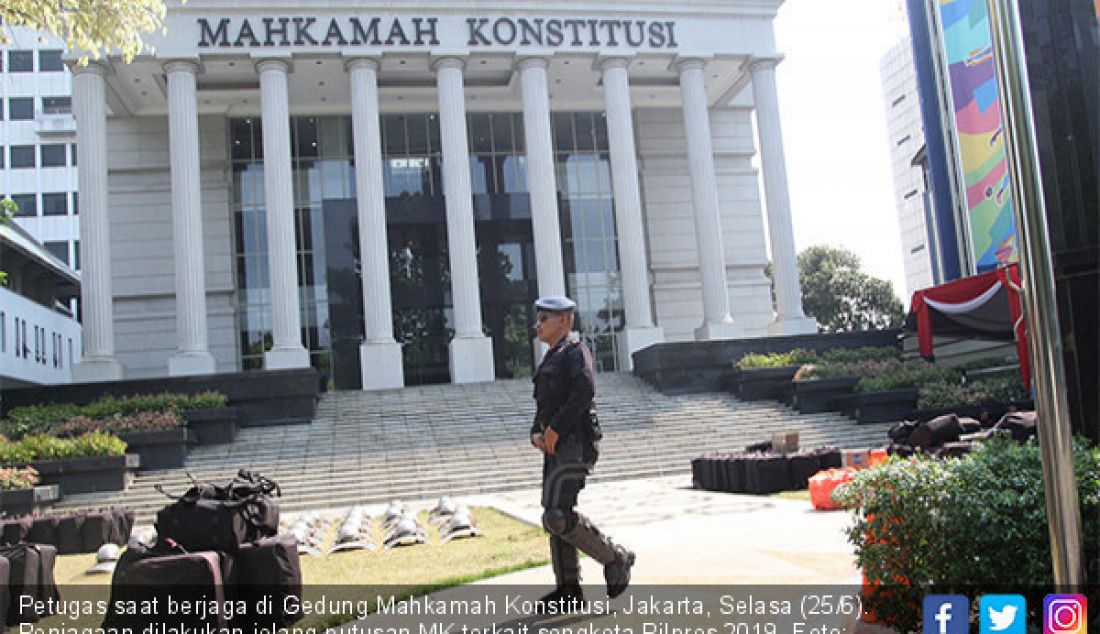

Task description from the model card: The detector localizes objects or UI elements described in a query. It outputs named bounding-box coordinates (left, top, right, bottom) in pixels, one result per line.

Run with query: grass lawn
left=44, top=506, right=548, bottom=630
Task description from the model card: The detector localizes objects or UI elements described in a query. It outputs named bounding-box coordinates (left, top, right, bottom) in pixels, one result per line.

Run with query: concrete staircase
left=53, top=373, right=894, bottom=523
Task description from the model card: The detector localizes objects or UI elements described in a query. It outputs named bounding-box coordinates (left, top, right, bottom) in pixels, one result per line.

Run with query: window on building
left=0, top=311, right=5, bottom=353
left=40, top=143, right=67, bottom=167
left=73, top=240, right=80, bottom=270
left=891, top=94, right=906, bottom=107
left=42, top=193, right=68, bottom=216
left=0, top=147, right=5, bottom=168
left=9, top=97, right=34, bottom=120
left=71, top=192, right=79, bottom=215
left=10, top=145, right=35, bottom=168
left=41, top=96, right=71, bottom=115
left=896, top=134, right=912, bottom=147
left=911, top=244, right=926, bottom=254
left=38, top=50, right=64, bottom=72
left=904, top=189, right=919, bottom=200
left=8, top=50, right=33, bottom=72
left=10, top=193, right=37, bottom=217
left=44, top=240, right=69, bottom=264
left=71, top=144, right=78, bottom=165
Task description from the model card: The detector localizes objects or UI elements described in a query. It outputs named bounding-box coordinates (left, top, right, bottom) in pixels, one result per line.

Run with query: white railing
left=0, top=286, right=82, bottom=385
left=35, top=112, right=77, bottom=136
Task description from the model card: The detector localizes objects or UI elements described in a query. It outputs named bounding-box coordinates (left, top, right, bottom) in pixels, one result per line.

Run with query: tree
left=783, top=245, right=905, bottom=333
left=0, top=0, right=174, bottom=64
left=0, top=198, right=15, bottom=286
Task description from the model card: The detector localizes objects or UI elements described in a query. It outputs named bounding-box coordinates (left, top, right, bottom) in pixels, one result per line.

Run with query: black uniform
left=532, top=334, right=632, bottom=596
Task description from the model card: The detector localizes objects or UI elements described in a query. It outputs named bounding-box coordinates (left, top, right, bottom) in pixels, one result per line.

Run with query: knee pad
left=542, top=508, right=574, bottom=535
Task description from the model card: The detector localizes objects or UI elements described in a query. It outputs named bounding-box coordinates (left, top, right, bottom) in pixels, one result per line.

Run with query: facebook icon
left=924, top=595, right=970, bottom=634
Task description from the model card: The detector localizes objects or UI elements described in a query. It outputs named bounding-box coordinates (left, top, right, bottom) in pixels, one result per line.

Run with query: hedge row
left=1, top=391, right=224, bottom=439
left=0, top=431, right=128, bottom=464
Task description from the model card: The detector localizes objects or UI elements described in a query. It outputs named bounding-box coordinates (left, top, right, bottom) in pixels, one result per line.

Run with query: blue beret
left=534, top=295, right=576, bottom=312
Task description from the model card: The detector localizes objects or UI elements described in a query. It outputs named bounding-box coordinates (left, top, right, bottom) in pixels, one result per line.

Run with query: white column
left=749, top=59, right=817, bottom=335
left=599, top=57, right=665, bottom=369
left=677, top=57, right=742, bottom=341
left=347, top=57, right=404, bottom=390
left=71, top=62, right=123, bottom=382
left=257, top=58, right=310, bottom=370
left=434, top=56, right=494, bottom=383
left=165, top=60, right=217, bottom=376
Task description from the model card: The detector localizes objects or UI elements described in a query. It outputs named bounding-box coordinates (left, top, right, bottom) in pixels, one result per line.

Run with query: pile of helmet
left=283, top=511, right=328, bottom=557
left=102, top=470, right=303, bottom=632
left=381, top=501, right=427, bottom=550
left=428, top=497, right=482, bottom=543
left=328, top=506, right=376, bottom=553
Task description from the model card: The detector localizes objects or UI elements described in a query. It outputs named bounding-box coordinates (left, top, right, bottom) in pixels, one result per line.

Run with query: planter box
left=118, top=428, right=189, bottom=470
left=842, top=389, right=920, bottom=424
left=731, top=365, right=800, bottom=401
left=0, top=484, right=60, bottom=516
left=184, top=407, right=240, bottom=445
left=793, top=377, right=860, bottom=414
left=912, top=400, right=1034, bottom=425
left=14, top=454, right=140, bottom=495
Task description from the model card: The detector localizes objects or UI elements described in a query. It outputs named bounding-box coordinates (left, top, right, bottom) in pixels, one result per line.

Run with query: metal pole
left=986, top=0, right=1083, bottom=587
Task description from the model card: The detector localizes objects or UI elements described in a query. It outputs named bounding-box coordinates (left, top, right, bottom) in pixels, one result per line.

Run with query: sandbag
left=26, top=516, right=58, bottom=546
left=809, top=468, right=855, bottom=511
left=908, top=413, right=963, bottom=449
left=995, top=411, right=1038, bottom=441
left=744, top=454, right=790, bottom=494
left=235, top=535, right=303, bottom=629
left=786, top=452, right=822, bottom=489
left=105, top=551, right=229, bottom=632
left=56, top=515, right=85, bottom=555
left=1, top=517, right=31, bottom=546
left=0, top=544, right=40, bottom=626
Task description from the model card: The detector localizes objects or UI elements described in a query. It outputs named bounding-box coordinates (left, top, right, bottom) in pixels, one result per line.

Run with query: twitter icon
left=981, top=595, right=1027, bottom=634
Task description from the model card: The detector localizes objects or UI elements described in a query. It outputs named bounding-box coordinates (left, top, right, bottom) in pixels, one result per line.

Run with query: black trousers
left=540, top=433, right=591, bottom=586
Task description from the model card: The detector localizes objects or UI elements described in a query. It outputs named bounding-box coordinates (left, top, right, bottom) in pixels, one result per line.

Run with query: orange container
left=808, top=468, right=856, bottom=510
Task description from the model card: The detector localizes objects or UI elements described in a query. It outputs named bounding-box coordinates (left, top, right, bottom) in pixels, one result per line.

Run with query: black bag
left=29, top=544, right=59, bottom=614
left=56, top=515, right=84, bottom=554
left=0, top=545, right=40, bottom=626
left=110, top=509, right=135, bottom=546
left=995, top=411, right=1038, bottom=441
left=1, top=517, right=31, bottom=546
left=909, top=414, right=963, bottom=448
left=691, top=457, right=706, bottom=489
left=744, top=454, right=791, bottom=494
left=104, top=551, right=229, bottom=632
left=786, top=452, right=822, bottom=489
left=814, top=447, right=843, bottom=470
left=235, top=535, right=303, bottom=629
left=888, top=421, right=917, bottom=443
left=156, top=471, right=280, bottom=552
left=724, top=455, right=747, bottom=493
left=744, top=440, right=772, bottom=453
left=81, top=511, right=114, bottom=552
left=26, top=516, right=58, bottom=546
left=958, top=417, right=982, bottom=434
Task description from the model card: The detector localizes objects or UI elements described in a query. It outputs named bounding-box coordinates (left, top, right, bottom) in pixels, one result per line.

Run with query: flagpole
left=985, top=0, right=1083, bottom=586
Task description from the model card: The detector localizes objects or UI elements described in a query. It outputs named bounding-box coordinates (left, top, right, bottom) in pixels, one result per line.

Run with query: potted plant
left=0, top=466, right=61, bottom=516
left=1, top=431, right=137, bottom=495
left=49, top=411, right=189, bottom=471
left=730, top=350, right=817, bottom=401
left=842, top=360, right=960, bottom=424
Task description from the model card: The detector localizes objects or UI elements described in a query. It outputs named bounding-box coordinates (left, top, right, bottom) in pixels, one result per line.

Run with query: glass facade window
left=11, top=194, right=36, bottom=217
left=9, top=98, right=33, bottom=120
left=10, top=145, right=35, bottom=168
left=38, top=50, right=63, bottom=72
left=552, top=112, right=623, bottom=372
left=8, top=50, right=33, bottom=72
left=41, top=97, right=71, bottom=115
left=40, top=144, right=67, bottom=167
left=42, top=192, right=67, bottom=216
left=44, top=240, right=69, bottom=265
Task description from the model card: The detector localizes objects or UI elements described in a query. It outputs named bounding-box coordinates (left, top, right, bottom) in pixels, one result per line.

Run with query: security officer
left=531, top=295, right=635, bottom=604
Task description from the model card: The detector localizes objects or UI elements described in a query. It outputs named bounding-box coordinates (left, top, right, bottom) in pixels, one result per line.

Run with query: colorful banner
left=935, top=0, right=1018, bottom=270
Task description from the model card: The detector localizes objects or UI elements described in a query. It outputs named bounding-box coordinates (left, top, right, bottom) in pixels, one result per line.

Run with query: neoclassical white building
left=70, top=0, right=815, bottom=390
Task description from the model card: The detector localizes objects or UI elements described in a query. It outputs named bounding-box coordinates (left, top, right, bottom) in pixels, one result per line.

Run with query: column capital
left=673, top=56, right=710, bottom=73
left=254, top=57, right=292, bottom=75
left=516, top=56, right=550, bottom=72
left=595, top=55, right=633, bottom=72
left=69, top=60, right=110, bottom=77
left=431, top=55, right=466, bottom=72
left=344, top=55, right=381, bottom=72
left=163, top=59, right=202, bottom=75
left=747, top=56, right=783, bottom=75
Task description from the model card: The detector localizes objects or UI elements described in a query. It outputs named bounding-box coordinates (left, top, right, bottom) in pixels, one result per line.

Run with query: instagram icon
left=1044, top=595, right=1087, bottom=634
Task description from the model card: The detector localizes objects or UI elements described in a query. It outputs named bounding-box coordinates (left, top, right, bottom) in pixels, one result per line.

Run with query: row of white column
left=69, top=54, right=812, bottom=388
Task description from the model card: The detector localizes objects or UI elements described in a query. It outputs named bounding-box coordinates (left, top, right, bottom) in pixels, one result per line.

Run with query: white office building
left=67, top=0, right=816, bottom=390
left=880, top=36, right=936, bottom=298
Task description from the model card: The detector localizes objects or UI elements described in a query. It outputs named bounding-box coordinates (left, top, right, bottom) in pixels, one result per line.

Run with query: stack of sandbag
left=0, top=508, right=134, bottom=554
left=886, top=412, right=1031, bottom=457
left=103, top=470, right=302, bottom=632
left=0, top=542, right=61, bottom=628
left=691, top=447, right=843, bottom=495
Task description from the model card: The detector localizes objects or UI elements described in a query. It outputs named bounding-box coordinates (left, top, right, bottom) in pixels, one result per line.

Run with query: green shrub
left=734, top=349, right=817, bottom=370
left=0, top=431, right=127, bottom=464
left=819, top=346, right=900, bottom=364
left=1, top=391, right=225, bottom=439
left=46, top=411, right=185, bottom=437
left=834, top=438, right=1100, bottom=632
left=0, top=466, right=39, bottom=490
left=917, top=375, right=1028, bottom=409
left=855, top=359, right=960, bottom=393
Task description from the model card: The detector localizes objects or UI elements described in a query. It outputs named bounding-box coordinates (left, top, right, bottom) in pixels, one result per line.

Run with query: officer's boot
left=536, top=536, right=584, bottom=609
left=560, top=513, right=635, bottom=598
